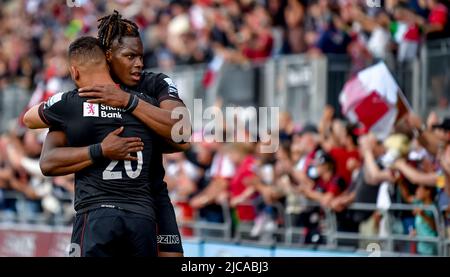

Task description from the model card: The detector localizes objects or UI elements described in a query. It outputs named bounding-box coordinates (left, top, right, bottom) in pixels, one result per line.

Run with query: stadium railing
left=0, top=190, right=73, bottom=225
left=176, top=200, right=233, bottom=241
left=1, top=189, right=449, bottom=256
left=328, top=202, right=444, bottom=256
left=177, top=199, right=449, bottom=256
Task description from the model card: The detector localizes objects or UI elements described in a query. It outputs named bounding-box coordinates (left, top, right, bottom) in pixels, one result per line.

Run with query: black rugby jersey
left=39, top=88, right=158, bottom=219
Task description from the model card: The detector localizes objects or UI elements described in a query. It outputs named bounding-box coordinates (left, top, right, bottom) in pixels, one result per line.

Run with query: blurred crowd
left=0, top=0, right=450, bottom=255
left=167, top=107, right=450, bottom=255
left=0, top=0, right=449, bottom=121
left=0, top=128, right=74, bottom=223
left=1, top=0, right=449, bottom=96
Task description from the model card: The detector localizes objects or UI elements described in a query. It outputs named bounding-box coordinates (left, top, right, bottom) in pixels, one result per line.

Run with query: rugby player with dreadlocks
left=24, top=11, right=189, bottom=256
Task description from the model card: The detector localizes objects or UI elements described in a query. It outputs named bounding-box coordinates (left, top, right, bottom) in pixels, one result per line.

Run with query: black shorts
left=70, top=207, right=157, bottom=257
left=153, top=182, right=183, bottom=253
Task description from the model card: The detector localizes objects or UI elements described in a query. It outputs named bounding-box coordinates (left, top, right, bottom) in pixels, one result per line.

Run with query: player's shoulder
left=139, top=71, right=180, bottom=101
left=44, top=89, right=78, bottom=109
left=140, top=71, right=176, bottom=89
left=140, top=71, right=170, bottom=82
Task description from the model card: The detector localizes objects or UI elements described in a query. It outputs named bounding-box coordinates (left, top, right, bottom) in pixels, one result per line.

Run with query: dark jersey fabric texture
left=40, top=72, right=185, bottom=253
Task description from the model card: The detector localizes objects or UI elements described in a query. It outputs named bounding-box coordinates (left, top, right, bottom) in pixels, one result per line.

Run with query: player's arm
left=161, top=137, right=191, bottom=153
left=132, top=98, right=186, bottom=140
left=39, top=130, right=93, bottom=176
left=23, top=103, right=49, bottom=129
left=40, top=127, right=144, bottom=176
left=78, top=76, right=192, bottom=145
left=78, top=86, right=185, bottom=139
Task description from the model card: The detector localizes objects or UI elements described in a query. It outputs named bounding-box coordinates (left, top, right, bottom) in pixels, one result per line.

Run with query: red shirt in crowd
left=429, top=3, right=448, bottom=27
left=315, top=175, right=343, bottom=196
left=242, top=33, right=274, bottom=61
left=230, top=155, right=257, bottom=221
left=329, top=147, right=361, bottom=187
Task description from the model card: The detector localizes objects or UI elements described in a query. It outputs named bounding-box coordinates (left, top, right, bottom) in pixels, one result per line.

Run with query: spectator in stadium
left=282, top=0, right=307, bottom=54
left=301, top=150, right=344, bottom=207
left=322, top=119, right=361, bottom=188
left=3, top=129, right=64, bottom=219
left=239, top=5, right=274, bottom=61
left=185, top=140, right=230, bottom=224
left=295, top=150, right=343, bottom=244
left=391, top=3, right=422, bottom=62
left=164, top=151, right=200, bottom=204
left=249, top=140, right=281, bottom=238
left=313, top=11, right=352, bottom=55
left=291, top=123, right=320, bottom=183
left=228, top=143, right=259, bottom=225
left=422, top=0, right=449, bottom=40
left=350, top=8, right=392, bottom=62
left=190, top=142, right=235, bottom=218
left=346, top=134, right=396, bottom=245
left=402, top=183, right=439, bottom=255
left=439, top=142, right=450, bottom=238
left=279, top=111, right=296, bottom=144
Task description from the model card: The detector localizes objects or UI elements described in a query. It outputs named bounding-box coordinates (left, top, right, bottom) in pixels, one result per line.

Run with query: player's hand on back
left=79, top=84, right=129, bottom=109
left=101, top=127, right=143, bottom=161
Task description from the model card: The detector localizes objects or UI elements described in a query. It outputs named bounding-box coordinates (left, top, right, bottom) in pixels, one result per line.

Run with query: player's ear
left=69, top=66, right=79, bottom=81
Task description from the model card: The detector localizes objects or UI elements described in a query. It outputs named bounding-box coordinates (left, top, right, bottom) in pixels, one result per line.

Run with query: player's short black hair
left=68, top=36, right=106, bottom=65
left=97, top=10, right=140, bottom=51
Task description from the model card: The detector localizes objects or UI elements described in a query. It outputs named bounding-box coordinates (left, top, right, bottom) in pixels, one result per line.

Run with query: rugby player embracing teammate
left=25, top=36, right=161, bottom=256
left=24, top=12, right=190, bottom=257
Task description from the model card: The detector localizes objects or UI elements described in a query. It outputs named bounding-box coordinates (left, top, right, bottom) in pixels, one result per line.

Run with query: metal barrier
left=0, top=190, right=73, bottom=226
left=285, top=200, right=331, bottom=245
left=233, top=200, right=285, bottom=244
left=1, top=189, right=449, bottom=256
left=177, top=201, right=233, bottom=241
left=177, top=200, right=450, bottom=256
left=442, top=204, right=450, bottom=256
left=421, top=38, right=450, bottom=118
left=329, top=203, right=444, bottom=256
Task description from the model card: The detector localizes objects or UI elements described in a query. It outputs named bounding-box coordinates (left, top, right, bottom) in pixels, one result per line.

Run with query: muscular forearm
left=47, top=160, right=93, bottom=176
left=40, top=146, right=93, bottom=176
left=23, top=103, right=48, bottom=129
left=161, top=138, right=191, bottom=153
left=132, top=100, right=178, bottom=139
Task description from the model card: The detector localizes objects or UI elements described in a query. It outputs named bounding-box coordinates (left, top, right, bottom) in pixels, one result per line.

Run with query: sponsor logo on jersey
left=157, top=235, right=180, bottom=245
left=45, top=92, right=64, bottom=108
left=83, top=102, right=99, bottom=117
left=83, top=103, right=123, bottom=119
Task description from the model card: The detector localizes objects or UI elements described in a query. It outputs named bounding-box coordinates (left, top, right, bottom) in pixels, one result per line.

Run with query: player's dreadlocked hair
left=97, top=10, right=140, bottom=50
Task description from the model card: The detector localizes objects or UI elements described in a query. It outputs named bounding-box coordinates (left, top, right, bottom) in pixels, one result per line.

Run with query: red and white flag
left=339, top=62, right=409, bottom=139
